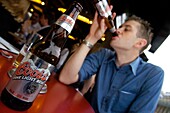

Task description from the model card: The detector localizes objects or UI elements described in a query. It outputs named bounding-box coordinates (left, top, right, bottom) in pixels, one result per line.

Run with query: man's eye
left=124, top=28, right=129, bottom=31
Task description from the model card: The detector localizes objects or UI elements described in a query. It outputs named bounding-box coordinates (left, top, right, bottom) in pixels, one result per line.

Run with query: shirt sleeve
left=128, top=65, right=164, bottom=113
left=78, top=48, right=107, bottom=82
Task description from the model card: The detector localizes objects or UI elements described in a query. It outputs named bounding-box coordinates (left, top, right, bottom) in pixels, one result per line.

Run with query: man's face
left=31, top=12, right=40, bottom=25
left=110, top=20, right=141, bottom=51
left=39, top=15, right=48, bottom=26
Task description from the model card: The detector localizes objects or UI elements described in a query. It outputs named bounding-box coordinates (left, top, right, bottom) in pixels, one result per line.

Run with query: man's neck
left=115, top=50, right=139, bottom=67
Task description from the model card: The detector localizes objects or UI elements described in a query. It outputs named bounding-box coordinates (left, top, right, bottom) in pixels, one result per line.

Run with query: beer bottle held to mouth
left=94, top=0, right=115, bottom=33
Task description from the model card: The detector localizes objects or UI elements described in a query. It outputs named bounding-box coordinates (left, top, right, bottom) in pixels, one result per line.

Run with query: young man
left=59, top=10, right=164, bottom=113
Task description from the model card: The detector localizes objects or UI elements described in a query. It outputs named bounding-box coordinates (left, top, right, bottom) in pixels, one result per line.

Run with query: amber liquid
left=12, top=53, right=24, bottom=68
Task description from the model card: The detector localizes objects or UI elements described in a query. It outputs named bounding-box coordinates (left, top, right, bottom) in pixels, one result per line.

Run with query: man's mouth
left=111, top=32, right=119, bottom=39
left=111, top=32, right=118, bottom=37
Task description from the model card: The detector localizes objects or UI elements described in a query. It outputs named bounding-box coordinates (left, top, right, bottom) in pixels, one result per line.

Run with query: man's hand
left=86, top=5, right=116, bottom=44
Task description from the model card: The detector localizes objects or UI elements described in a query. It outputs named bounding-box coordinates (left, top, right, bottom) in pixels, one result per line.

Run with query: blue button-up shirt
left=79, top=48, right=164, bottom=113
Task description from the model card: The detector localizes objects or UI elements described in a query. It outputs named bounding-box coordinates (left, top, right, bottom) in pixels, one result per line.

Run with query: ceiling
left=38, top=0, right=170, bottom=53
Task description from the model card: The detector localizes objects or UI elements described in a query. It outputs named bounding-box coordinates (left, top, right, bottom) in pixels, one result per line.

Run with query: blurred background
left=0, top=0, right=169, bottom=52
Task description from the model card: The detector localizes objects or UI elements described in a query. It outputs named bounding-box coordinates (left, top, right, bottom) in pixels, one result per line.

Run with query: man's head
left=127, top=15, right=153, bottom=52
left=110, top=15, right=153, bottom=53
left=30, top=10, right=42, bottom=25
left=39, top=13, right=49, bottom=27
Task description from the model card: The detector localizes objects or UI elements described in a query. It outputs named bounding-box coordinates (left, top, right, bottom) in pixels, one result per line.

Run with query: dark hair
left=30, top=9, right=42, bottom=22
left=33, top=9, right=42, bottom=17
left=125, top=15, right=153, bottom=52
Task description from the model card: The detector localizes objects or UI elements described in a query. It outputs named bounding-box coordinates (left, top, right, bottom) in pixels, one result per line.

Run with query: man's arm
left=59, top=11, right=115, bottom=85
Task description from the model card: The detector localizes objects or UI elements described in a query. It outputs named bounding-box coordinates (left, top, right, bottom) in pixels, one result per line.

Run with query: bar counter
left=0, top=48, right=95, bottom=113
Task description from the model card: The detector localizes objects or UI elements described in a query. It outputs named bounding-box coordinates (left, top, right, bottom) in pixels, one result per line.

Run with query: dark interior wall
left=149, top=21, right=170, bottom=53
left=0, top=4, right=20, bottom=38
left=0, top=4, right=21, bottom=48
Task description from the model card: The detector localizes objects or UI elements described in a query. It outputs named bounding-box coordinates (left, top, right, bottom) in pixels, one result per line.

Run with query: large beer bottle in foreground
left=0, top=1, right=83, bottom=111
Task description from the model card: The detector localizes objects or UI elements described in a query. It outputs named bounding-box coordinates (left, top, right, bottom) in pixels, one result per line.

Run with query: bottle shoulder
left=37, top=26, right=51, bottom=37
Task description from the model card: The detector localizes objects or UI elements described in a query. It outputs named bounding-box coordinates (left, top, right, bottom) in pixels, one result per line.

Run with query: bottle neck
left=54, top=2, right=82, bottom=34
left=66, top=2, right=82, bottom=20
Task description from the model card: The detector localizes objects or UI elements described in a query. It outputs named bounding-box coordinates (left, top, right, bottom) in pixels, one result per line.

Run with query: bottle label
left=96, top=1, right=108, bottom=18
left=6, top=55, right=51, bottom=102
left=102, top=0, right=112, bottom=16
left=55, top=14, right=75, bottom=33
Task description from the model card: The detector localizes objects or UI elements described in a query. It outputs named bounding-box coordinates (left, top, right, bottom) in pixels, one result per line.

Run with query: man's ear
left=135, top=38, right=147, bottom=48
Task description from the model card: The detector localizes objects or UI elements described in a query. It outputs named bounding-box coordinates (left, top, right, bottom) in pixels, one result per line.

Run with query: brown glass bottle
left=0, top=1, right=83, bottom=111
left=94, top=0, right=115, bottom=33
left=31, top=2, right=83, bottom=66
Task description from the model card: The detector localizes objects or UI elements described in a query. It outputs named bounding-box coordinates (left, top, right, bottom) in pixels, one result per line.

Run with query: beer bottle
left=0, top=1, right=83, bottom=111
left=94, top=0, right=115, bottom=33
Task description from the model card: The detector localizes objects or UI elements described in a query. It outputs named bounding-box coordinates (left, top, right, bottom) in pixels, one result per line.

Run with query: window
left=144, top=35, right=170, bottom=94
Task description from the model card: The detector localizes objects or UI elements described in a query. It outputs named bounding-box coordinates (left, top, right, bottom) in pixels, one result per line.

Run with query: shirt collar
left=106, top=52, right=141, bottom=76
left=129, top=57, right=141, bottom=76
left=106, top=51, right=116, bottom=63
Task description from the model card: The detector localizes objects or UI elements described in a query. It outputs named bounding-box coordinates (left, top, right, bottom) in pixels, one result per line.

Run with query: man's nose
left=115, top=28, right=122, bottom=34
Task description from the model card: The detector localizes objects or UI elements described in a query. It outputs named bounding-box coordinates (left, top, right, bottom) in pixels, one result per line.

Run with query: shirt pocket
left=112, top=90, right=137, bottom=112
